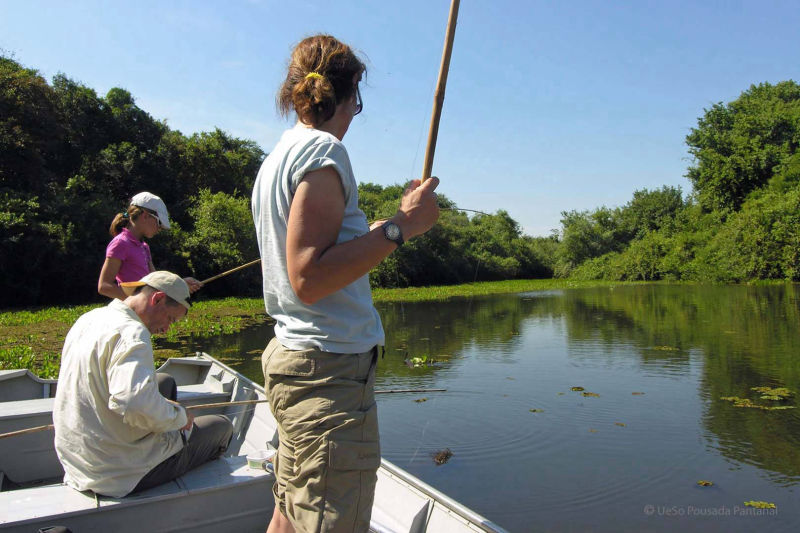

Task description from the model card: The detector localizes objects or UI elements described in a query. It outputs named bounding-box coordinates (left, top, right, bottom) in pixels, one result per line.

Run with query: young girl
left=98, top=192, right=201, bottom=300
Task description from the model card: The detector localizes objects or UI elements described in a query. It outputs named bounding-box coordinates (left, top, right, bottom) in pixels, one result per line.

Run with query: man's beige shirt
left=53, top=299, right=187, bottom=497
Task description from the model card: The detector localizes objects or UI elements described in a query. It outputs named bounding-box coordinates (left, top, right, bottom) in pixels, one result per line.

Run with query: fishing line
left=408, top=70, right=439, bottom=181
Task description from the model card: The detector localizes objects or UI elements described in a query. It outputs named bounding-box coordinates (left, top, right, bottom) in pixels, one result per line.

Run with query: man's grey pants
left=130, top=373, right=233, bottom=493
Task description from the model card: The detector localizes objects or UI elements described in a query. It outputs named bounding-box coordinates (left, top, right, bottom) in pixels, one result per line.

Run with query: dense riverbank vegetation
left=0, top=279, right=624, bottom=377
left=2, top=53, right=799, bottom=309
left=561, top=81, right=800, bottom=282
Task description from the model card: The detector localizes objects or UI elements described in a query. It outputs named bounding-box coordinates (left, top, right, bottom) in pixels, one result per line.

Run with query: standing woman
left=98, top=192, right=201, bottom=300
left=252, top=35, right=440, bottom=533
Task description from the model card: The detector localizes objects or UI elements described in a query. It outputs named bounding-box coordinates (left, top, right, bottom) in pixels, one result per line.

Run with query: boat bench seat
left=0, top=455, right=273, bottom=529
left=176, top=382, right=233, bottom=406
left=0, top=397, right=55, bottom=421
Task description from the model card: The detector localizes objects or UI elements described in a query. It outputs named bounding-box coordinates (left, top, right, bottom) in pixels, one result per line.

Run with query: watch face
left=386, top=223, right=400, bottom=240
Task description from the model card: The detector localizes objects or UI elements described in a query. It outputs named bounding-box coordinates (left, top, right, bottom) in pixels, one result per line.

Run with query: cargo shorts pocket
left=265, top=349, right=317, bottom=414
left=329, top=439, right=380, bottom=471
left=322, top=439, right=381, bottom=532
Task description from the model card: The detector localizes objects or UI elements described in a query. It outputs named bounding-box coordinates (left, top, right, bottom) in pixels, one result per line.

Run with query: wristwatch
left=382, top=221, right=404, bottom=247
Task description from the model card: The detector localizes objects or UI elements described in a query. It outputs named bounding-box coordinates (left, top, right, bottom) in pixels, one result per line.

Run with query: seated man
left=53, top=271, right=233, bottom=498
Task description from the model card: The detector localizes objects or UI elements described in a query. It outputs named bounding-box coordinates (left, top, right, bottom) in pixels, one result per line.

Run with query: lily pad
left=414, top=398, right=428, bottom=403
left=570, top=386, right=585, bottom=392
left=582, top=392, right=600, bottom=398
left=529, top=408, right=544, bottom=413
left=697, top=480, right=713, bottom=487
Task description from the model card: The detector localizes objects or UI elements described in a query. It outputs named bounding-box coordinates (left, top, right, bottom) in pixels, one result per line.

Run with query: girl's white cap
left=130, top=192, right=171, bottom=229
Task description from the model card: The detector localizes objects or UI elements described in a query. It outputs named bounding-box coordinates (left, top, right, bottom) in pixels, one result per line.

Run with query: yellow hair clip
left=305, top=72, right=324, bottom=81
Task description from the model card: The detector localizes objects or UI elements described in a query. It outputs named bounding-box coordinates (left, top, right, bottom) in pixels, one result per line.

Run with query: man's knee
left=155, top=373, right=177, bottom=400
left=196, top=414, right=233, bottom=450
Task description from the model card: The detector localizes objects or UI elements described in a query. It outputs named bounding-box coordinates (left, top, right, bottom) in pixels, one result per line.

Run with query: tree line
left=3, top=55, right=798, bottom=307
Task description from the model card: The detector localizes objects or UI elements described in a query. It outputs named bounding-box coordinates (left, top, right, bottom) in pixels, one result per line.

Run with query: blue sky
left=2, top=0, right=798, bottom=236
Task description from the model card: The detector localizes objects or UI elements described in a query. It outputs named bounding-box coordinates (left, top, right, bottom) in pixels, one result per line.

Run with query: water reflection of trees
left=558, top=284, right=800, bottom=483
left=379, top=284, right=800, bottom=482
left=377, top=295, right=539, bottom=378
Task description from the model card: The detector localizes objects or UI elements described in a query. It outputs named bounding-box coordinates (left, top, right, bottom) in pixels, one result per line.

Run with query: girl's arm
left=98, top=257, right=127, bottom=300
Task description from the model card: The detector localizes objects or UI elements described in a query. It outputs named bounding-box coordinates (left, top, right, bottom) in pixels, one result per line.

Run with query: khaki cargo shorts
left=262, top=337, right=380, bottom=533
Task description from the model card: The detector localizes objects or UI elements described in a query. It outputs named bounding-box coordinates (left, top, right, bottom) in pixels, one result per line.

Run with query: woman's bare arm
left=286, top=168, right=439, bottom=304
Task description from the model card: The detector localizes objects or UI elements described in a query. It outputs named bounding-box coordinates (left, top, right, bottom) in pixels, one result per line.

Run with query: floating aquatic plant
left=697, top=480, right=713, bottom=487
left=570, top=386, right=585, bottom=391
left=721, top=396, right=756, bottom=408
left=582, top=392, right=600, bottom=398
left=615, top=422, right=626, bottom=427
left=751, top=386, right=793, bottom=400
left=743, top=501, right=776, bottom=509
left=414, top=398, right=428, bottom=403
left=631, top=392, right=645, bottom=395
left=529, top=408, right=544, bottom=413
left=653, top=346, right=679, bottom=351
left=404, top=355, right=431, bottom=368
left=721, top=386, right=797, bottom=411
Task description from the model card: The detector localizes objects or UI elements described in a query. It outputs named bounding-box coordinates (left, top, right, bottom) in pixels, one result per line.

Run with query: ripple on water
left=380, top=384, right=705, bottom=519
left=379, top=389, right=575, bottom=467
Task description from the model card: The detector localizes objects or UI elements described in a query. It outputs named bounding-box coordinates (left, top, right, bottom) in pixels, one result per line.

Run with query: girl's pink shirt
left=105, top=228, right=153, bottom=284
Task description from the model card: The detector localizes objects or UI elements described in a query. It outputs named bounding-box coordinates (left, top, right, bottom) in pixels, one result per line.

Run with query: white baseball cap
left=120, top=271, right=191, bottom=309
left=130, top=191, right=171, bottom=229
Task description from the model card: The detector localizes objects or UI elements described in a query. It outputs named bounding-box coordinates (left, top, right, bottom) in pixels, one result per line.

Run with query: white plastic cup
left=246, top=449, right=276, bottom=471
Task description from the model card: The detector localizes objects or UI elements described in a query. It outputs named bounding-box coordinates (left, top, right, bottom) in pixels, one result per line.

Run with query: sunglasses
left=354, top=86, right=363, bottom=115
left=144, top=209, right=162, bottom=228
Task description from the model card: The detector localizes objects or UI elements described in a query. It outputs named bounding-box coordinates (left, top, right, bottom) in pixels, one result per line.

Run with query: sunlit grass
left=372, top=279, right=631, bottom=302
left=0, top=297, right=271, bottom=377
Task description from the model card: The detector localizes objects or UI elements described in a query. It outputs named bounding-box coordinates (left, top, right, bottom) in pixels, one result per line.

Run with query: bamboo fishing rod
left=0, top=389, right=447, bottom=440
left=0, top=399, right=273, bottom=440
left=421, top=0, right=460, bottom=183
left=199, top=258, right=261, bottom=285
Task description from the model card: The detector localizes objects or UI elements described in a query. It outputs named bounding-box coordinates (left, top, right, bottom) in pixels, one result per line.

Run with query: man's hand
left=180, top=410, right=195, bottom=431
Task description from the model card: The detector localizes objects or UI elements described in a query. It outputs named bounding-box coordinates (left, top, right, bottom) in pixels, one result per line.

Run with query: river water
left=170, top=284, right=800, bottom=532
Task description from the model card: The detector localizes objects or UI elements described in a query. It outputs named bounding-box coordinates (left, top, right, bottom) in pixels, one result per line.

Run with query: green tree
left=620, top=186, right=684, bottom=239
left=556, top=207, right=625, bottom=276
left=686, top=81, right=800, bottom=212
left=183, top=190, right=260, bottom=297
